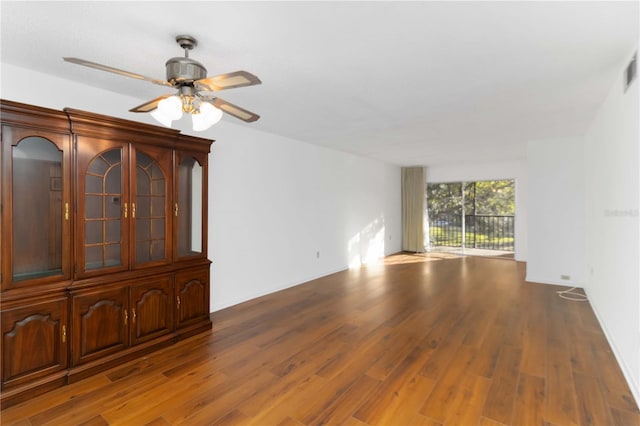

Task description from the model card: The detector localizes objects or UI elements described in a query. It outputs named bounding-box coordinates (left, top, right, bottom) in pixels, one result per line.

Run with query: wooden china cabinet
left=0, top=100, right=212, bottom=408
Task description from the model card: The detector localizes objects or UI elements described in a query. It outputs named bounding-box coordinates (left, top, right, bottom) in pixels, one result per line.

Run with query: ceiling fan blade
left=129, top=94, right=173, bottom=113
left=210, top=98, right=260, bottom=122
left=64, top=57, right=172, bottom=87
left=195, top=71, right=261, bottom=92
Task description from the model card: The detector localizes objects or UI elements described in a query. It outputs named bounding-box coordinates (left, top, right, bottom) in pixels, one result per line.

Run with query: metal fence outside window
left=428, top=214, right=515, bottom=251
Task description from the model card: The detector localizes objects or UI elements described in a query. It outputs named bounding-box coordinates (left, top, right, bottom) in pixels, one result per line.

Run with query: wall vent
left=624, top=52, right=637, bottom=93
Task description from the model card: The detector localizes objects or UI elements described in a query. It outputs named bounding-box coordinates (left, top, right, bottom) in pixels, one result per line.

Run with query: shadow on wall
left=348, top=215, right=385, bottom=268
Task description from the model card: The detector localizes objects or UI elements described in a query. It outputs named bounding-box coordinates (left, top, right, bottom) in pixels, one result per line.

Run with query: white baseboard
left=525, top=274, right=584, bottom=288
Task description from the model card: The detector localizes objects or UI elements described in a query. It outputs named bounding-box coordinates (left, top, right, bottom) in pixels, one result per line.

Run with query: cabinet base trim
left=67, top=334, right=177, bottom=384
left=0, top=371, right=67, bottom=409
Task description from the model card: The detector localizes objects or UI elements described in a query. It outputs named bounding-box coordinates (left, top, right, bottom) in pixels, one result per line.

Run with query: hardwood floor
left=2, top=253, right=639, bottom=425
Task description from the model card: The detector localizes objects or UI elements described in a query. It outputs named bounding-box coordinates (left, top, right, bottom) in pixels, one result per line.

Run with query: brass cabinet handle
left=62, top=325, right=66, bottom=343
left=124, top=310, right=128, bottom=325
left=174, top=203, right=179, bottom=217
left=65, top=203, right=69, bottom=221
left=132, top=308, right=136, bottom=323
left=132, top=203, right=136, bottom=219
left=124, top=203, right=128, bottom=219
left=177, top=296, right=181, bottom=308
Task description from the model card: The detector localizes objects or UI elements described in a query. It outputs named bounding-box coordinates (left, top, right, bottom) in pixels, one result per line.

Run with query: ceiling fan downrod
left=175, top=35, right=197, bottom=58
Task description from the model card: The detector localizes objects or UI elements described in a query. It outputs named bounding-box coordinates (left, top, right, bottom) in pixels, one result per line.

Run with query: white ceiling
left=1, top=1, right=638, bottom=166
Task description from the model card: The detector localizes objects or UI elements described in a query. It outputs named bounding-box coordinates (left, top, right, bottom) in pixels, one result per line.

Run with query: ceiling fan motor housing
left=165, top=57, right=207, bottom=85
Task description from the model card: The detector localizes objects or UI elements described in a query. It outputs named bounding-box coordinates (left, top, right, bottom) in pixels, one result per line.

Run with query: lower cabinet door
left=130, top=275, right=174, bottom=346
left=71, top=287, right=128, bottom=366
left=1, top=297, right=68, bottom=389
left=175, top=267, right=210, bottom=328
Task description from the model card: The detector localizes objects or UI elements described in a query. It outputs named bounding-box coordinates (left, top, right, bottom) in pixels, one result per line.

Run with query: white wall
left=425, top=160, right=528, bottom=261
left=208, top=126, right=401, bottom=310
left=1, top=63, right=402, bottom=312
left=583, top=49, right=639, bottom=403
left=526, top=136, right=586, bottom=287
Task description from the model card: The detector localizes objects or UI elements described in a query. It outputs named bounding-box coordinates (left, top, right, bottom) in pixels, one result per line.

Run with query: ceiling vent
left=624, top=52, right=637, bottom=93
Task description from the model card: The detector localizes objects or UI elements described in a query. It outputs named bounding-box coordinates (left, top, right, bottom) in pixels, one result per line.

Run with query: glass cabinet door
left=84, top=148, right=125, bottom=271
left=175, top=154, right=205, bottom=259
left=7, top=134, right=70, bottom=285
left=76, top=139, right=129, bottom=278
left=133, top=150, right=170, bottom=266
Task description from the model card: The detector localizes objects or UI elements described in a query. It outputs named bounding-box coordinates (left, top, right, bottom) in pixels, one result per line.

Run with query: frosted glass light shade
left=150, top=95, right=183, bottom=127
left=192, top=102, right=223, bottom=131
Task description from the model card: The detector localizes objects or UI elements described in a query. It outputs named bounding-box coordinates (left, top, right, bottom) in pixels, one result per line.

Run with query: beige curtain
left=402, top=167, right=426, bottom=252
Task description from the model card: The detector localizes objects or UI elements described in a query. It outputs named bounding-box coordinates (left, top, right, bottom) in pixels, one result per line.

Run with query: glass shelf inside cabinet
left=12, top=137, right=64, bottom=281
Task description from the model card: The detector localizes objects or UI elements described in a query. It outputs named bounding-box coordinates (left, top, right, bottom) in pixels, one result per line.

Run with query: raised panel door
left=71, top=287, right=128, bottom=366
left=175, top=268, right=210, bottom=328
left=1, top=298, right=68, bottom=389
left=130, top=275, right=174, bottom=346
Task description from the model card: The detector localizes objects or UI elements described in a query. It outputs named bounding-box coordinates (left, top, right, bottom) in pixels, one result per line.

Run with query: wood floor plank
left=307, top=373, right=380, bottom=426
left=276, top=416, right=306, bottom=426
left=545, top=349, right=579, bottom=426
left=143, top=417, right=172, bottom=426
left=545, top=294, right=580, bottom=426
left=419, top=308, right=471, bottom=381
left=238, top=340, right=345, bottom=416
left=362, top=374, right=436, bottom=426
left=26, top=371, right=168, bottom=426
left=402, top=414, right=443, bottom=426
left=512, top=373, right=546, bottom=426
left=442, top=373, right=492, bottom=425
left=469, top=324, right=506, bottom=378
left=166, top=370, right=278, bottom=425
left=209, top=409, right=250, bottom=426
left=0, top=374, right=112, bottom=425
left=519, top=291, right=547, bottom=378
left=573, top=372, right=615, bottom=426
left=101, top=364, right=228, bottom=424
left=1, top=254, right=637, bottom=426
left=419, top=344, right=478, bottom=422
left=478, top=416, right=509, bottom=426
left=590, top=336, right=640, bottom=413
left=353, top=345, right=436, bottom=424
left=243, top=374, right=328, bottom=426
left=609, top=406, right=640, bottom=426
left=77, top=415, right=109, bottom=426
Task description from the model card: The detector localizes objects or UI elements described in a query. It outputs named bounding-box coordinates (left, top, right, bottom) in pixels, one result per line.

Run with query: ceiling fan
left=64, top=35, right=261, bottom=130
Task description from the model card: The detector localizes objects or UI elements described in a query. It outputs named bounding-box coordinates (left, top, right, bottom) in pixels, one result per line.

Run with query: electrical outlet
left=561, top=274, right=571, bottom=281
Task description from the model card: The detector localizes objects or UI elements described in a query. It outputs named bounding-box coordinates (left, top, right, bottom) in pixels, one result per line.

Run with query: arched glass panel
left=85, top=148, right=122, bottom=270
left=135, top=152, right=166, bottom=263
left=12, top=137, right=63, bottom=281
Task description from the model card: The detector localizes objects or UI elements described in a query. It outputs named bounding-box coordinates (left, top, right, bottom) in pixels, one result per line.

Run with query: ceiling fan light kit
left=192, top=101, right=224, bottom=131
left=63, top=35, right=261, bottom=131
left=150, top=95, right=183, bottom=127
